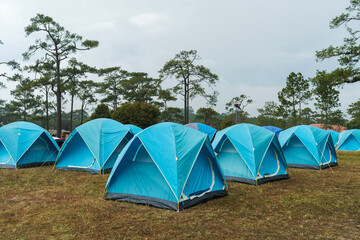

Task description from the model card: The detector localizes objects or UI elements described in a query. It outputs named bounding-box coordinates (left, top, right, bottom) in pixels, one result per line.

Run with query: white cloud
left=130, top=13, right=166, bottom=28
left=87, top=21, right=116, bottom=31
left=0, top=2, right=23, bottom=26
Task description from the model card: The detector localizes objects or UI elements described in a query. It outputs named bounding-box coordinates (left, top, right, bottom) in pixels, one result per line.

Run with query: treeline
left=0, top=14, right=256, bottom=133
left=2, top=1, right=360, bottom=133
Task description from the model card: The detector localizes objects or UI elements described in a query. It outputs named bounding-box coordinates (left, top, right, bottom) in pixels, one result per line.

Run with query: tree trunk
left=56, top=59, right=62, bottom=138
left=114, top=82, right=118, bottom=111
left=292, top=96, right=296, bottom=126
left=45, top=89, right=49, bottom=131
left=80, top=101, right=85, bottom=124
left=70, top=93, right=74, bottom=131
left=23, top=105, right=27, bottom=121
left=184, top=80, right=187, bottom=124
left=299, top=101, right=302, bottom=124
left=186, top=86, right=190, bottom=123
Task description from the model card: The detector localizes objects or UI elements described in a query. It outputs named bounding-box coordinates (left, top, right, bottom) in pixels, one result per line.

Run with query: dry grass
left=1, top=151, right=359, bottom=240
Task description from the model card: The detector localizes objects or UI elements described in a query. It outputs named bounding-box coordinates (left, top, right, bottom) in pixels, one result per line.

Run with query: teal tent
left=105, top=122, right=227, bottom=211
left=55, top=118, right=133, bottom=174
left=279, top=125, right=337, bottom=169
left=337, top=129, right=360, bottom=151
left=0, top=121, right=59, bottom=168
left=212, top=123, right=289, bottom=185
left=186, top=123, right=217, bottom=142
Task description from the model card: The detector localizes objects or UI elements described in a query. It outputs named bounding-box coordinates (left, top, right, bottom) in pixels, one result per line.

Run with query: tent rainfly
left=212, top=123, right=289, bottom=185
left=0, top=121, right=59, bottom=168
left=105, top=122, right=227, bottom=211
left=55, top=118, right=134, bottom=174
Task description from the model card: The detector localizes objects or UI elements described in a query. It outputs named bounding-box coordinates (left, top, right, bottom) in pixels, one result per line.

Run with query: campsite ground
left=0, top=151, right=359, bottom=240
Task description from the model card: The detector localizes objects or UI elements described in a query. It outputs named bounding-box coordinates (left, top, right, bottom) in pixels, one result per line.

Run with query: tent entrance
left=182, top=144, right=224, bottom=201
left=17, top=132, right=58, bottom=167
left=321, top=141, right=337, bottom=166
left=217, top=137, right=255, bottom=181
left=283, top=134, right=318, bottom=167
left=56, top=132, right=98, bottom=171
left=259, top=142, right=286, bottom=178
left=106, top=140, right=177, bottom=206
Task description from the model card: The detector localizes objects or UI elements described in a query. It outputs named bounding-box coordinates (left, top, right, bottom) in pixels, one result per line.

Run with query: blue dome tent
left=55, top=118, right=134, bottom=174
left=0, top=122, right=59, bottom=169
left=337, top=129, right=360, bottom=151
left=125, top=124, right=142, bottom=135
left=186, top=122, right=217, bottom=142
left=279, top=125, right=337, bottom=169
left=212, top=123, right=289, bottom=185
left=105, top=122, right=227, bottom=211
left=328, top=130, right=339, bottom=147
left=262, top=126, right=283, bottom=137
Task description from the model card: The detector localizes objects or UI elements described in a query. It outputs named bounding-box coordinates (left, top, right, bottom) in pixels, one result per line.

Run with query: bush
left=112, top=102, right=160, bottom=129
left=90, top=103, right=111, bottom=120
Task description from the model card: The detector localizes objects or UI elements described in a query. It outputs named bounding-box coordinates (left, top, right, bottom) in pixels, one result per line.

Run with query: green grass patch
left=1, top=151, right=359, bottom=239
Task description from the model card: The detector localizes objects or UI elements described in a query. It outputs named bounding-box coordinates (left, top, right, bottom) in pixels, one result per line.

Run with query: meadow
left=1, top=151, right=359, bottom=240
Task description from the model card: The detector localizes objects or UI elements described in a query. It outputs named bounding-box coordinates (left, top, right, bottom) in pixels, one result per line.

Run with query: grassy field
left=1, top=151, right=359, bottom=240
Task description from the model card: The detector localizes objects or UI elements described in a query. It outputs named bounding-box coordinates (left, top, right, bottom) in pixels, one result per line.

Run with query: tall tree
left=120, top=72, right=162, bottom=103
left=0, top=40, right=20, bottom=88
left=159, top=50, right=219, bottom=124
left=97, top=67, right=128, bottom=111
left=62, top=58, right=96, bottom=131
left=301, top=107, right=315, bottom=125
left=311, top=70, right=342, bottom=128
left=77, top=80, right=97, bottom=124
left=7, top=74, right=41, bottom=121
left=257, top=101, right=282, bottom=126
left=225, top=94, right=253, bottom=123
left=25, top=59, right=56, bottom=130
left=347, top=98, right=360, bottom=128
left=278, top=72, right=311, bottom=126
left=23, top=14, right=99, bottom=137
left=158, top=89, right=177, bottom=110
left=316, top=0, right=360, bottom=84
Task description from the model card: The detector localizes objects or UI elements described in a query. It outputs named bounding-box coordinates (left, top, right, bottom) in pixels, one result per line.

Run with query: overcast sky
left=0, top=0, right=358, bottom=117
